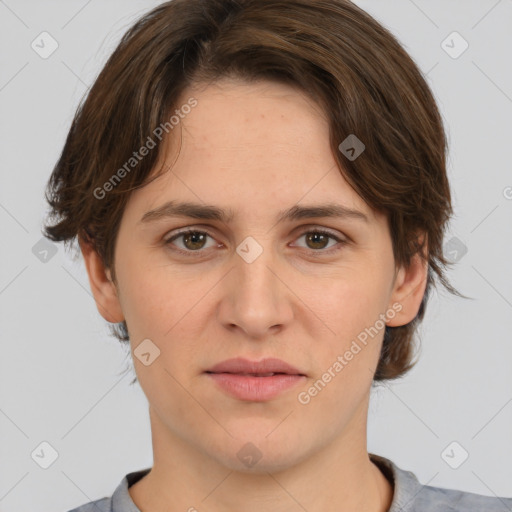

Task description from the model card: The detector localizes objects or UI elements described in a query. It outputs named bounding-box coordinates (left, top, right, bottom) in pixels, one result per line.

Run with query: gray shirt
left=67, top=453, right=512, bottom=511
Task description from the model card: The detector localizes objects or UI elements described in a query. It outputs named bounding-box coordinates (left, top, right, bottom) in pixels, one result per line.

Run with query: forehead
left=182, top=78, right=328, bottom=149
left=126, top=79, right=379, bottom=225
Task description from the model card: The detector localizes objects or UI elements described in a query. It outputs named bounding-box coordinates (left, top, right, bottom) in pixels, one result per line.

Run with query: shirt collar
left=369, top=452, right=424, bottom=511
left=111, top=453, right=423, bottom=512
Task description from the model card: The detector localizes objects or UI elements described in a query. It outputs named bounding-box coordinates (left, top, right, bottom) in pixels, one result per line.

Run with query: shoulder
left=65, top=467, right=151, bottom=512
left=66, top=496, right=111, bottom=512
left=369, top=453, right=512, bottom=512
left=413, top=482, right=512, bottom=511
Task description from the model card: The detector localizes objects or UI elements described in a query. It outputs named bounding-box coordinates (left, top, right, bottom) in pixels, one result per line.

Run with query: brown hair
left=44, top=0, right=466, bottom=383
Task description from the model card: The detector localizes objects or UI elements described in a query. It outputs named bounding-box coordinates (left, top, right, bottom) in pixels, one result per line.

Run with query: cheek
left=115, top=254, right=214, bottom=360
left=114, top=250, right=175, bottom=343
left=301, top=277, right=388, bottom=407
left=314, top=265, right=391, bottom=337
left=303, top=267, right=392, bottom=398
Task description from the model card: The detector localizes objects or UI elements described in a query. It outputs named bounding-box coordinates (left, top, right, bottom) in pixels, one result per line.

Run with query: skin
left=80, top=78, right=427, bottom=512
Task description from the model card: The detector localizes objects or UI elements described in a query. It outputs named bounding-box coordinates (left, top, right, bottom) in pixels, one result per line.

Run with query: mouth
left=204, top=358, right=307, bottom=401
left=205, top=371, right=300, bottom=377
left=205, top=357, right=306, bottom=376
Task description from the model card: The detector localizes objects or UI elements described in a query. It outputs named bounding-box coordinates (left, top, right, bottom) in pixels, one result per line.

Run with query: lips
left=205, top=357, right=307, bottom=401
left=205, top=357, right=306, bottom=376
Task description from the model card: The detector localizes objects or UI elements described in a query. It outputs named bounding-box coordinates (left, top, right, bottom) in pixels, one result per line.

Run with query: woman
left=44, top=0, right=512, bottom=510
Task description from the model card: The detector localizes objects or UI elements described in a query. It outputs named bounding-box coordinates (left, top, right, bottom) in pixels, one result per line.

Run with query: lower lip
left=206, top=372, right=306, bottom=401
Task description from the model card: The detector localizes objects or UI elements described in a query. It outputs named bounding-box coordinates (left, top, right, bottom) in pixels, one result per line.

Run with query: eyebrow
left=139, top=200, right=369, bottom=225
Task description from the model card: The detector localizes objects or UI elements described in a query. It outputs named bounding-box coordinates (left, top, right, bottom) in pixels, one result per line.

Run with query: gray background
left=1, top=0, right=511, bottom=510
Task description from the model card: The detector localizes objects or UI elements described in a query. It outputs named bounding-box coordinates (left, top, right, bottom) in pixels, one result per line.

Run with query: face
left=82, top=78, right=426, bottom=473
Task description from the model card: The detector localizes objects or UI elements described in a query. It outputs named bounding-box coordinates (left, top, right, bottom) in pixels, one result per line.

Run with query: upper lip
left=206, top=357, right=306, bottom=376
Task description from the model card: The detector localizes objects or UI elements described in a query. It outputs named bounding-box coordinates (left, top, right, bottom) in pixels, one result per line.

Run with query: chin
left=208, top=429, right=311, bottom=474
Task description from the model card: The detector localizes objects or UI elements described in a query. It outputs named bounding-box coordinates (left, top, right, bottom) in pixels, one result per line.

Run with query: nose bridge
left=220, top=234, right=293, bottom=336
left=235, top=234, right=279, bottom=301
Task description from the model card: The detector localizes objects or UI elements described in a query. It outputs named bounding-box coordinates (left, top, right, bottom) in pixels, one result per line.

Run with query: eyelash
left=164, top=227, right=347, bottom=257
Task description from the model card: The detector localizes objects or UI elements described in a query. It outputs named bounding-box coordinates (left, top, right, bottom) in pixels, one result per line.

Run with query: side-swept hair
left=44, top=0, right=465, bottom=382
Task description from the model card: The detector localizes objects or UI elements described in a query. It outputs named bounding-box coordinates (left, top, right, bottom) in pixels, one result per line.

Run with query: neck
left=129, top=403, right=394, bottom=512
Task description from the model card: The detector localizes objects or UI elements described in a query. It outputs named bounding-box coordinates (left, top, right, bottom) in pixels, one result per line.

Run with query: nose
left=217, top=239, right=294, bottom=339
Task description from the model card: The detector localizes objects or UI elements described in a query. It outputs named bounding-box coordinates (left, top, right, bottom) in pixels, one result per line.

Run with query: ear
left=79, top=236, right=125, bottom=324
left=386, top=233, right=429, bottom=327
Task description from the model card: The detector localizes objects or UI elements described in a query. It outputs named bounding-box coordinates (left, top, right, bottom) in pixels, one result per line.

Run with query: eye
left=164, top=227, right=347, bottom=256
left=165, top=229, right=218, bottom=254
left=292, top=229, right=347, bottom=254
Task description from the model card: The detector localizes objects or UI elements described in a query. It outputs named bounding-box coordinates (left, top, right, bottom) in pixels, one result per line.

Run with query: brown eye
left=294, top=230, right=345, bottom=253
left=304, top=232, right=331, bottom=250
left=181, top=232, right=208, bottom=250
left=165, top=230, right=216, bottom=252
